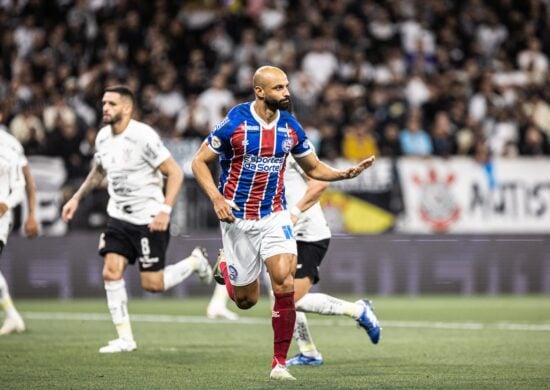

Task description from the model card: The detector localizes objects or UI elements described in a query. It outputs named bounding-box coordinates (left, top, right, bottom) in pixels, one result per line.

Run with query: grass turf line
left=1, top=296, right=549, bottom=389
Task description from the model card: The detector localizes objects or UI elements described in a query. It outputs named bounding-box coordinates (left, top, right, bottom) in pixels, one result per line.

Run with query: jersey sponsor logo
left=277, top=127, right=289, bottom=132
left=245, top=125, right=260, bottom=131
left=243, top=155, right=284, bottom=172
left=211, top=135, right=221, bottom=149
left=228, top=265, right=238, bottom=281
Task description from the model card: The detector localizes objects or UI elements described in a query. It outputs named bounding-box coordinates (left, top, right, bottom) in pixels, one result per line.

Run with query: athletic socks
left=272, top=291, right=296, bottom=368
left=0, top=271, right=19, bottom=319
left=104, top=279, right=134, bottom=341
left=162, top=256, right=195, bottom=291
left=296, top=293, right=358, bottom=318
left=293, top=311, right=321, bottom=357
left=207, top=283, right=229, bottom=309
left=219, top=261, right=235, bottom=301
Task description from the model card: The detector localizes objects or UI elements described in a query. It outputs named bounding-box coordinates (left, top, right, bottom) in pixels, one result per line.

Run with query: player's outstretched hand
left=61, top=197, right=79, bottom=222
left=342, top=155, right=376, bottom=179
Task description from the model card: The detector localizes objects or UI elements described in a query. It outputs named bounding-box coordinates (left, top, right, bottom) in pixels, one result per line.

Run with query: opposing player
left=206, top=283, right=239, bottom=320
left=0, top=114, right=39, bottom=335
left=0, top=141, right=26, bottom=335
left=191, top=66, right=375, bottom=380
left=283, top=155, right=380, bottom=366
left=62, top=85, right=212, bottom=353
left=0, top=114, right=39, bottom=240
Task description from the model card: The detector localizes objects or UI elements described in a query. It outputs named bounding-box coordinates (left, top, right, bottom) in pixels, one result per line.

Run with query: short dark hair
left=104, top=85, right=135, bottom=106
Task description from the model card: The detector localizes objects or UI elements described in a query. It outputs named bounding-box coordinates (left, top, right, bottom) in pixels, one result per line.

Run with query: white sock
left=294, top=311, right=320, bottom=357
left=104, top=279, right=133, bottom=341
left=296, top=293, right=357, bottom=318
left=207, top=284, right=229, bottom=309
left=0, top=271, right=19, bottom=318
left=163, top=256, right=196, bottom=291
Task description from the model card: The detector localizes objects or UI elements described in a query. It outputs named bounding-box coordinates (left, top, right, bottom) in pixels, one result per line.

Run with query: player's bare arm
left=290, top=176, right=330, bottom=225
left=22, top=165, right=39, bottom=238
left=191, top=142, right=237, bottom=223
left=295, top=152, right=375, bottom=182
left=148, top=156, right=183, bottom=232
left=61, top=162, right=106, bottom=222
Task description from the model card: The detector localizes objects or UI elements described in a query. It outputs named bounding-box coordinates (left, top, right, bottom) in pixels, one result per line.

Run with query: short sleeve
left=289, top=119, right=312, bottom=157
left=141, top=129, right=171, bottom=168
left=206, top=117, right=231, bottom=154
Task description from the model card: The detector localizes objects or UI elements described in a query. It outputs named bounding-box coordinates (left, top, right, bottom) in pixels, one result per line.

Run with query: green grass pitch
left=1, top=295, right=549, bottom=389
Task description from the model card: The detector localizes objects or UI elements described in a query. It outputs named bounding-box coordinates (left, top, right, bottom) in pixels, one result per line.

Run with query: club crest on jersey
left=281, top=137, right=294, bottom=153
left=211, top=135, right=221, bottom=149
left=228, top=265, right=238, bottom=281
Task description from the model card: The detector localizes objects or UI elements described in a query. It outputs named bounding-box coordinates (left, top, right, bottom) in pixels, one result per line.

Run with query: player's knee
left=235, top=296, right=257, bottom=310
left=141, top=279, right=164, bottom=293
left=102, top=267, right=123, bottom=282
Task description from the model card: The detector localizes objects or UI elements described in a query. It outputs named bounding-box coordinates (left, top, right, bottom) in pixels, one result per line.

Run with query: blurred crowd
left=0, top=0, right=549, bottom=193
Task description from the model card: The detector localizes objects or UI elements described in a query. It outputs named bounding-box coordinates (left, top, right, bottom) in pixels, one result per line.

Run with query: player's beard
left=265, top=95, right=291, bottom=112
left=103, top=111, right=121, bottom=125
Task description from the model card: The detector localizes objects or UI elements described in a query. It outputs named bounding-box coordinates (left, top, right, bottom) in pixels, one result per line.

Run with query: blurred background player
left=0, top=139, right=26, bottom=335
left=62, top=85, right=212, bottom=353
left=283, top=154, right=380, bottom=366
left=192, top=66, right=376, bottom=381
left=206, top=283, right=239, bottom=320
left=0, top=112, right=39, bottom=335
left=0, top=112, right=39, bottom=239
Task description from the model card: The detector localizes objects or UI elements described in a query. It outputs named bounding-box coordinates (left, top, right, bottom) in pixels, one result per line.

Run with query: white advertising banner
left=397, top=157, right=550, bottom=233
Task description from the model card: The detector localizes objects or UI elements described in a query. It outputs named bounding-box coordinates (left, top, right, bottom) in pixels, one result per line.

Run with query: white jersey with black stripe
left=94, top=119, right=172, bottom=225
left=284, top=155, right=331, bottom=242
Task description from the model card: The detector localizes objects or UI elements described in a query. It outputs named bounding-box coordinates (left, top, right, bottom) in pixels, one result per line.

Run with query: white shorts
left=220, top=210, right=297, bottom=286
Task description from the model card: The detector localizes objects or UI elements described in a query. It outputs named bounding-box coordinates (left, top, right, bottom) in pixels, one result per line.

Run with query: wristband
left=159, top=204, right=173, bottom=214
left=290, top=206, right=302, bottom=217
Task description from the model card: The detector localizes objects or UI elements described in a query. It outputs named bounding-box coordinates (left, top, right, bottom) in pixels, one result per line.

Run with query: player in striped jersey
left=192, top=66, right=375, bottom=381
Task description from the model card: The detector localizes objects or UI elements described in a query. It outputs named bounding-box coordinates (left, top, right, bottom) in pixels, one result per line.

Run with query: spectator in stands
left=400, top=109, right=433, bottom=156
left=341, top=117, right=380, bottom=161
left=431, top=112, right=457, bottom=157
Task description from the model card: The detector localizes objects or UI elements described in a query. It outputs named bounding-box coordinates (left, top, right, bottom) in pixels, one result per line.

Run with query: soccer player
left=0, top=141, right=26, bottom=335
left=62, top=85, right=213, bottom=353
left=0, top=115, right=39, bottom=335
left=283, top=154, right=381, bottom=366
left=191, top=66, right=375, bottom=380
left=0, top=113, right=39, bottom=240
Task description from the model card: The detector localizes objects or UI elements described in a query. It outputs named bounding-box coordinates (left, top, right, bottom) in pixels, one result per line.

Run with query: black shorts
left=99, top=217, right=170, bottom=272
left=295, top=239, right=330, bottom=284
left=0, top=241, right=4, bottom=256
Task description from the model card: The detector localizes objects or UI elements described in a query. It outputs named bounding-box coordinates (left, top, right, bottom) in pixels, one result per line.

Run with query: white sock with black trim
left=104, top=279, right=134, bottom=341
left=296, top=293, right=358, bottom=318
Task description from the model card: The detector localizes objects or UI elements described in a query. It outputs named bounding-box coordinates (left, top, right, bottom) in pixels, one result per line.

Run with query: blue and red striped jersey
left=206, top=101, right=312, bottom=220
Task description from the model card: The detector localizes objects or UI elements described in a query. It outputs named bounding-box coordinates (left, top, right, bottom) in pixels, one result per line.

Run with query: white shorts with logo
left=220, top=210, right=297, bottom=286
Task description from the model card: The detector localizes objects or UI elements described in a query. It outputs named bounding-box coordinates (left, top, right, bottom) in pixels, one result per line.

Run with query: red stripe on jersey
left=224, top=124, right=246, bottom=201
left=271, top=154, right=287, bottom=213
left=245, top=126, right=275, bottom=219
